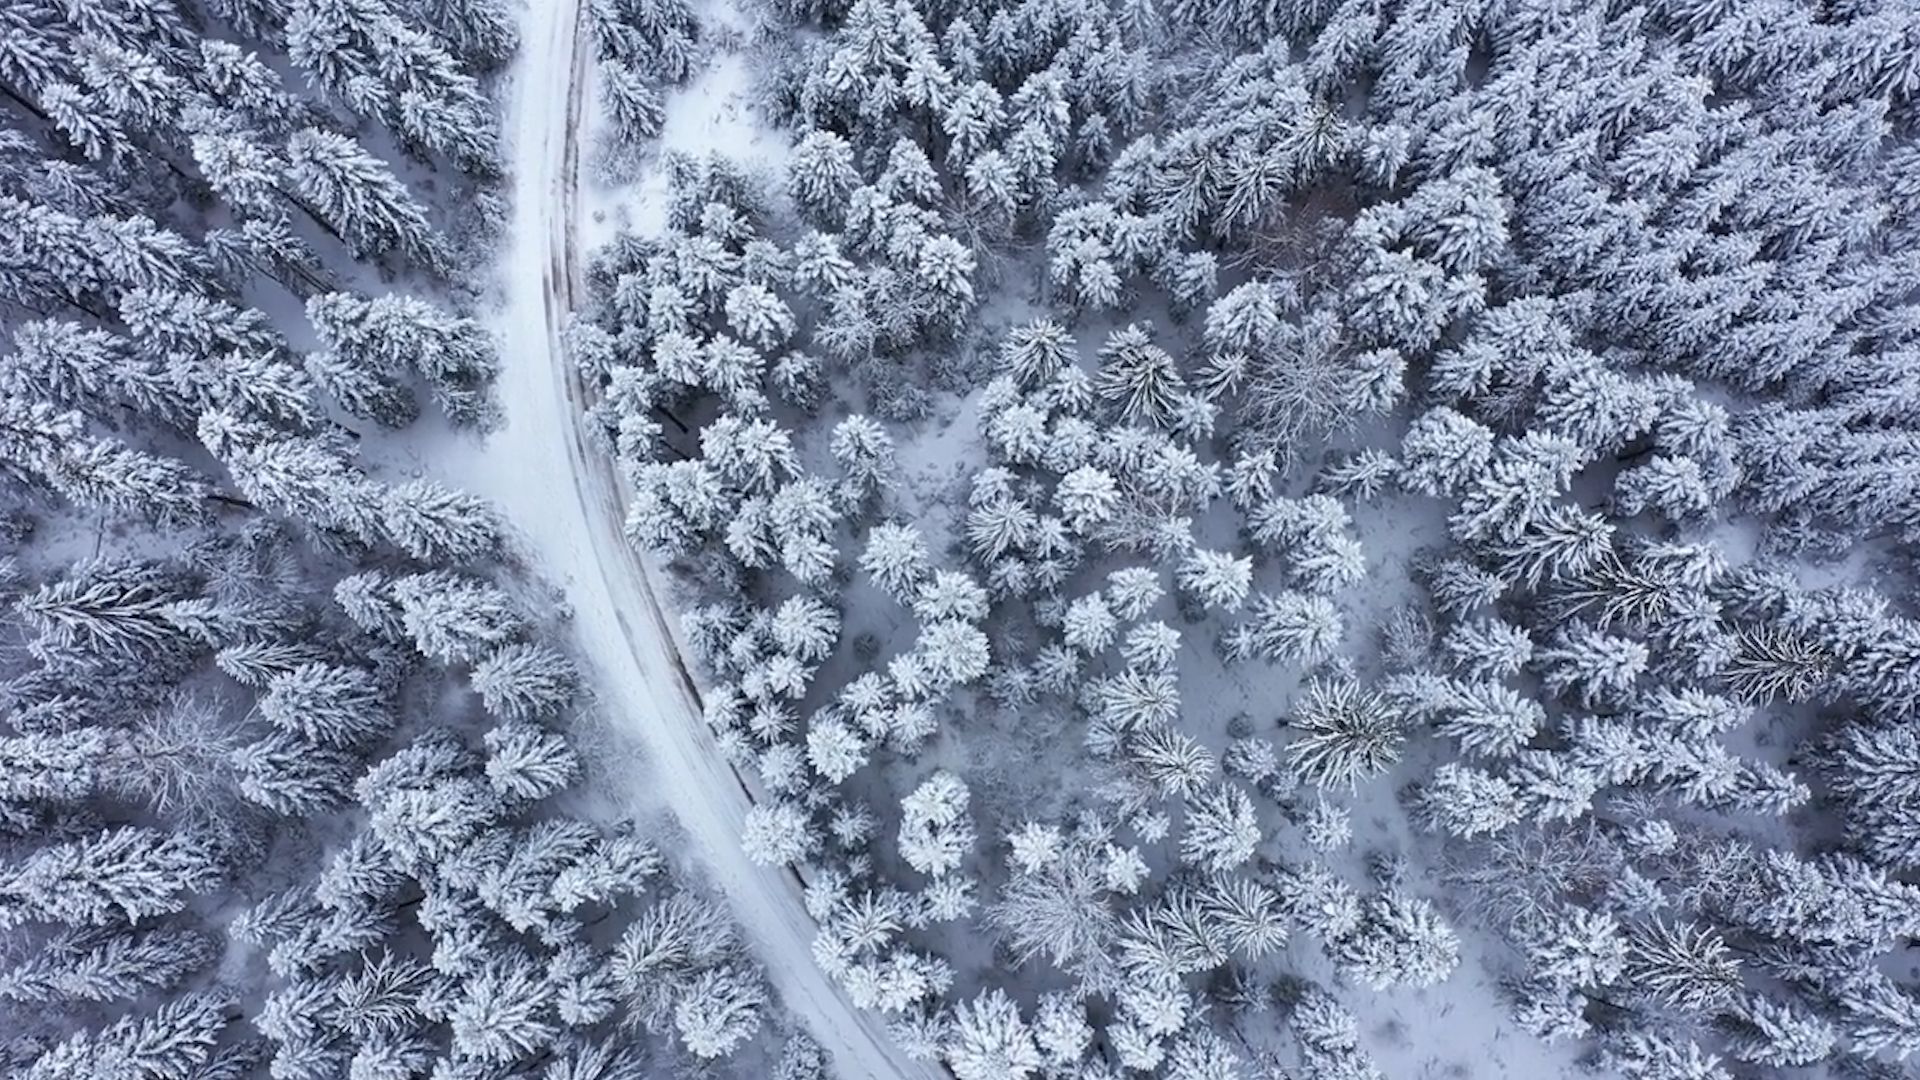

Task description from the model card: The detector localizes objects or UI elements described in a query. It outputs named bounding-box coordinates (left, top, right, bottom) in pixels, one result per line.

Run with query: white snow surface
left=437, top=3, right=942, bottom=1075
left=416, top=4, right=1591, bottom=1076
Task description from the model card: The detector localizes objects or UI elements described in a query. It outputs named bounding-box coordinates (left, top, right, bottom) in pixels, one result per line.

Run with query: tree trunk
left=653, top=405, right=691, bottom=434
left=0, top=81, right=50, bottom=123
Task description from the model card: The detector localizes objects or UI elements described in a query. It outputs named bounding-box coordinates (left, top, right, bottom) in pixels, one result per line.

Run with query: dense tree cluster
left=563, top=0, right=1455, bottom=1070
left=6, top=0, right=1918, bottom=1071
left=589, top=0, right=702, bottom=176
left=0, top=529, right=770, bottom=1073
left=1300, top=0, right=1920, bottom=1070
left=560, top=0, right=1920, bottom=1069
left=0, top=0, right=778, bottom=1074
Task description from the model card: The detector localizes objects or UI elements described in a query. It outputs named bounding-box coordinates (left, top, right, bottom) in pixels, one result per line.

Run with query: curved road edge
left=491, top=3, right=949, bottom=1078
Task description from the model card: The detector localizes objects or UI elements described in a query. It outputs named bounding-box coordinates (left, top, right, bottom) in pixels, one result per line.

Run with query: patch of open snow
left=585, top=43, right=789, bottom=249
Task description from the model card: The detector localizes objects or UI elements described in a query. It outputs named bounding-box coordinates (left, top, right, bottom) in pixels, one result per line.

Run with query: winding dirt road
left=488, top=3, right=945, bottom=1077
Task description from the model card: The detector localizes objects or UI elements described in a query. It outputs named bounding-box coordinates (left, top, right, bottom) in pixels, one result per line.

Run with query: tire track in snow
left=503, top=3, right=947, bottom=1076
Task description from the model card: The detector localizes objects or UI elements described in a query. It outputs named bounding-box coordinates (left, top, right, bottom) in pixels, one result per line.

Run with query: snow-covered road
left=455, top=2, right=944, bottom=1077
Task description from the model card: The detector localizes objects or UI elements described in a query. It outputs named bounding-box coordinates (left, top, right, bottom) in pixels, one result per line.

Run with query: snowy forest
left=3, top=0, right=1920, bottom=1077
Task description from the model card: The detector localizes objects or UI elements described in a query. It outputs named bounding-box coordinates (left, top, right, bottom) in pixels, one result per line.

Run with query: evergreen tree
left=0, top=826, right=222, bottom=929
left=390, top=571, right=525, bottom=664
left=1177, top=548, right=1253, bottom=612
left=232, top=732, right=358, bottom=817
left=0, top=925, right=215, bottom=1005
left=1052, top=464, right=1118, bottom=536
left=15, top=559, right=193, bottom=667
left=334, top=569, right=409, bottom=642
left=771, top=595, right=840, bottom=663
left=915, top=619, right=991, bottom=691
left=1000, top=320, right=1077, bottom=389
left=1179, top=783, right=1261, bottom=872
left=40, top=437, right=214, bottom=526
left=380, top=479, right=501, bottom=562
left=861, top=522, right=932, bottom=600
left=315, top=835, right=409, bottom=913
left=1449, top=433, right=1585, bottom=543
left=471, top=643, right=579, bottom=721
left=1224, top=591, right=1343, bottom=664
left=1509, top=751, right=1602, bottom=825
left=789, top=131, right=860, bottom=226
left=899, top=771, right=975, bottom=878
left=259, top=662, right=393, bottom=748
left=1623, top=920, right=1741, bottom=1015
left=1598, top=1032, right=1730, bottom=1080
left=23, top=989, right=235, bottom=1080
left=1522, top=904, right=1625, bottom=990
left=449, top=951, right=560, bottom=1064
left=1332, top=891, right=1460, bottom=991
left=879, top=138, right=942, bottom=206
left=1432, top=679, right=1544, bottom=758
left=1841, top=972, right=1920, bottom=1061
left=1095, top=323, right=1184, bottom=427
left=0, top=729, right=103, bottom=805
left=725, top=282, right=796, bottom=348
left=674, top=963, right=767, bottom=1058
left=284, top=129, right=443, bottom=267
left=914, top=234, right=978, bottom=326
left=601, top=61, right=665, bottom=150
left=1442, top=618, right=1534, bottom=680
left=1724, top=995, right=1837, bottom=1067
left=944, top=989, right=1041, bottom=1080
left=1488, top=505, right=1616, bottom=589
left=830, top=415, right=896, bottom=505
left=742, top=800, right=819, bottom=867
left=1416, top=762, right=1524, bottom=838
left=1286, top=679, right=1403, bottom=790
left=307, top=291, right=498, bottom=424
left=305, top=346, right=419, bottom=427
left=2, top=318, right=188, bottom=423
left=483, top=721, right=580, bottom=801
left=222, top=432, right=382, bottom=539
left=1537, top=621, right=1648, bottom=707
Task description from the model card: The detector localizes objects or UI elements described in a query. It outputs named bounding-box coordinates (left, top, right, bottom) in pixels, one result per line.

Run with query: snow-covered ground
left=422, top=2, right=941, bottom=1075
left=872, top=384, right=1596, bottom=1078
left=411, top=4, right=1599, bottom=1076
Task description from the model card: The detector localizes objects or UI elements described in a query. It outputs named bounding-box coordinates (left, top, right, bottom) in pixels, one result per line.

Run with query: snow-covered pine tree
left=1723, top=994, right=1838, bottom=1068
left=1415, top=762, right=1524, bottom=838
left=0, top=925, right=216, bottom=1005
left=379, top=479, right=501, bottom=562
left=389, top=571, right=525, bottom=664
left=788, top=130, right=860, bottom=226
left=1285, top=678, right=1402, bottom=791
left=22, top=989, right=236, bottom=1079
left=1179, top=782, right=1261, bottom=872
left=943, top=989, right=1041, bottom=1080
left=899, top=771, right=976, bottom=879
left=741, top=800, right=820, bottom=867
left=1223, top=590, right=1343, bottom=665
left=1177, top=548, right=1254, bottom=612
left=1332, top=890, right=1461, bottom=990
left=259, top=662, right=394, bottom=749
left=470, top=643, right=579, bottom=721
left=1536, top=621, right=1649, bottom=708
left=231, top=731, right=358, bottom=816
left=1095, top=323, right=1184, bottom=427
left=307, top=291, right=499, bottom=424
left=448, top=948, right=560, bottom=1064
left=0, top=826, right=223, bottom=929
left=830, top=415, right=896, bottom=509
left=284, top=129, right=444, bottom=269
